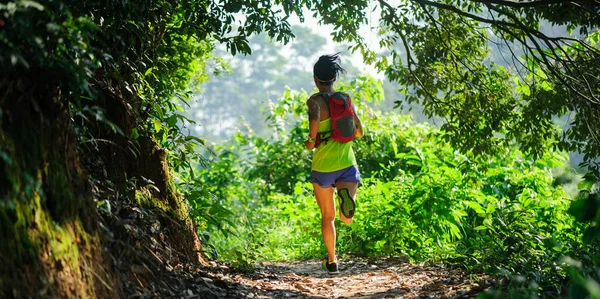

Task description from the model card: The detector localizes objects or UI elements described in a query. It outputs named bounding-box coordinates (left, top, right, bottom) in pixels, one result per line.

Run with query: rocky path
left=162, top=256, right=494, bottom=298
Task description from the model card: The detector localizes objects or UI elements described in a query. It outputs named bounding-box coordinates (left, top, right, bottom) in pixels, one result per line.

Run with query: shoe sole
left=339, top=189, right=355, bottom=219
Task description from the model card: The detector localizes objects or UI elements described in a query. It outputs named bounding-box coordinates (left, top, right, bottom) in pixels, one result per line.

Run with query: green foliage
left=0, top=1, right=98, bottom=98
left=1, top=0, right=304, bottom=252
left=0, top=3, right=311, bottom=295
left=194, top=78, right=597, bottom=296
left=299, top=0, right=600, bottom=170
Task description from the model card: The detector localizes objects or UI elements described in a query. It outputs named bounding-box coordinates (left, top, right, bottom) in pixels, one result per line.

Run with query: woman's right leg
left=336, top=181, right=359, bottom=225
left=312, top=183, right=336, bottom=263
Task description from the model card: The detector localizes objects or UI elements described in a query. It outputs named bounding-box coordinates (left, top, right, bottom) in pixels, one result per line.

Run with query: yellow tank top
left=312, top=118, right=357, bottom=172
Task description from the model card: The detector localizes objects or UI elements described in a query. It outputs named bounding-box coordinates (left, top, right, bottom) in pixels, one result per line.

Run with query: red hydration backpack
left=315, top=91, right=356, bottom=148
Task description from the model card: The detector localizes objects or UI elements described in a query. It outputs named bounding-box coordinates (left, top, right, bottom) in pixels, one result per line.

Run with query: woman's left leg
left=312, top=183, right=337, bottom=263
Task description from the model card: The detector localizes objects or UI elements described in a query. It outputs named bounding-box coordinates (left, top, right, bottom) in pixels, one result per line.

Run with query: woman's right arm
left=305, top=96, right=320, bottom=150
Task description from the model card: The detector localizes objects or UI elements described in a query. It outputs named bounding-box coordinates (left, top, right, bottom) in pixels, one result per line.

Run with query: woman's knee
left=321, top=209, right=335, bottom=222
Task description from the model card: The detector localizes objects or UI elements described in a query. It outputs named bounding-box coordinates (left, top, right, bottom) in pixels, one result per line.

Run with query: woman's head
left=313, top=53, right=346, bottom=87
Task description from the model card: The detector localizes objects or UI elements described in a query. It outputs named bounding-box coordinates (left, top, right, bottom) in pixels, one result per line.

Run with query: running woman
left=304, top=53, right=364, bottom=274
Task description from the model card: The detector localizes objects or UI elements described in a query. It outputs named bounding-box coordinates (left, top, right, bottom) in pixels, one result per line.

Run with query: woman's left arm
left=353, top=104, right=364, bottom=138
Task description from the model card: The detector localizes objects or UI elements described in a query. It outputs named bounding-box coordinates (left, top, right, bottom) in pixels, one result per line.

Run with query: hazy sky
left=285, top=7, right=383, bottom=78
left=191, top=9, right=386, bottom=139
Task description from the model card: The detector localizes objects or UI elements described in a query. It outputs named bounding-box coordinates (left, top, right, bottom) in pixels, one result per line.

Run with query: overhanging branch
left=470, top=0, right=598, bottom=10
left=401, top=0, right=600, bottom=104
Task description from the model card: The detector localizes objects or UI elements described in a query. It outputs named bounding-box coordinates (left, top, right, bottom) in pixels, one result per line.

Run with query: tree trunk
left=0, top=67, right=204, bottom=297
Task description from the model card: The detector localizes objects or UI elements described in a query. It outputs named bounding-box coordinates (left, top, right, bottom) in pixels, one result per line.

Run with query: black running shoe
left=322, top=259, right=339, bottom=275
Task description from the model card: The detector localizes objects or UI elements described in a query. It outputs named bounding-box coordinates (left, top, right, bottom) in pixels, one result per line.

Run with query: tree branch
left=408, top=0, right=600, bottom=104
left=469, top=0, right=594, bottom=9
left=378, top=0, right=452, bottom=107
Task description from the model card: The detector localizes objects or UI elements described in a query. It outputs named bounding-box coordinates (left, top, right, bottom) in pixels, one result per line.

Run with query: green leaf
left=465, top=201, right=485, bottom=214
left=21, top=0, right=44, bottom=11
left=521, top=84, right=531, bottom=96
left=131, top=128, right=139, bottom=140
left=153, top=119, right=162, bottom=132
left=144, top=67, right=154, bottom=77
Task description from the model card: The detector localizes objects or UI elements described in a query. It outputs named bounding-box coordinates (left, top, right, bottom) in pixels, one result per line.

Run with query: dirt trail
left=158, top=256, right=493, bottom=298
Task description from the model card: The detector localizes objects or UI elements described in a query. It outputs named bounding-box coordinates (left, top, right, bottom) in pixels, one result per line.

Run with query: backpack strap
left=310, top=92, right=331, bottom=108
left=319, top=92, right=331, bottom=107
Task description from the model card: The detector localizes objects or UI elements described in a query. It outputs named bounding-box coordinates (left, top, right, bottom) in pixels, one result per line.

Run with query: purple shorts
left=310, top=165, right=362, bottom=188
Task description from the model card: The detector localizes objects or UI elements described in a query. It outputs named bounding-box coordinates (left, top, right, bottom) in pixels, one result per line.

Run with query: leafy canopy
left=291, top=0, right=600, bottom=175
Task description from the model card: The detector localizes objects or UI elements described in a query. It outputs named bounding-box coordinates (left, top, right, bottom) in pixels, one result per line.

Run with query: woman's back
left=311, top=93, right=356, bottom=172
